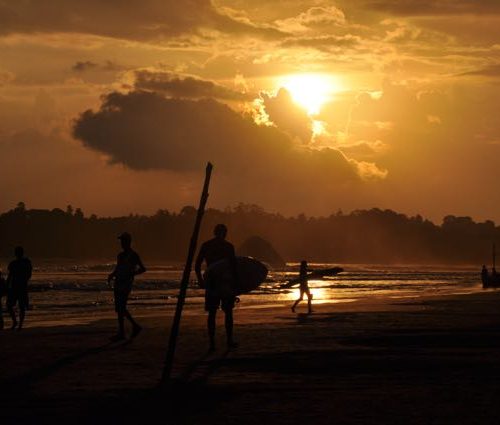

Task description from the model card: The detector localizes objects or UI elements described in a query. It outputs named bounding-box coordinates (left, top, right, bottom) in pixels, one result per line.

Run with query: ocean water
left=0, top=262, right=487, bottom=326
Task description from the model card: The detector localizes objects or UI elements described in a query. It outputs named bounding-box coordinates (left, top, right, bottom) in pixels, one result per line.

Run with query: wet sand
left=1, top=291, right=500, bottom=424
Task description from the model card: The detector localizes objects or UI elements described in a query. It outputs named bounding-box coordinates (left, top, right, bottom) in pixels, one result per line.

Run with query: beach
left=2, top=287, right=500, bottom=425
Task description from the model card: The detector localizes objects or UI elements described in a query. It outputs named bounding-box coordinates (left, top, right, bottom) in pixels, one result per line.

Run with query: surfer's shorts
left=205, top=291, right=236, bottom=312
left=299, top=286, right=312, bottom=298
left=113, top=287, right=131, bottom=313
left=7, top=289, right=29, bottom=310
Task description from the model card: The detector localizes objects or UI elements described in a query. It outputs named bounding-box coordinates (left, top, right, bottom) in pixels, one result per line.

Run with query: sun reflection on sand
left=288, top=280, right=328, bottom=301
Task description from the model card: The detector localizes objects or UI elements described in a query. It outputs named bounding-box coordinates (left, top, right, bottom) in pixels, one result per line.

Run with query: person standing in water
left=107, top=232, right=146, bottom=341
left=195, top=224, right=238, bottom=351
left=481, top=265, right=489, bottom=285
left=292, top=260, right=313, bottom=314
left=6, top=246, right=32, bottom=330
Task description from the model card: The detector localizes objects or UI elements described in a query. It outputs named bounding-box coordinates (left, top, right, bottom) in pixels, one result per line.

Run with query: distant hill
left=238, top=236, right=286, bottom=269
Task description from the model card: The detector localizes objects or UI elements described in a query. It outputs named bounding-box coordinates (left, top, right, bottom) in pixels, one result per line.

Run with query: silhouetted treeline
left=0, top=202, right=498, bottom=265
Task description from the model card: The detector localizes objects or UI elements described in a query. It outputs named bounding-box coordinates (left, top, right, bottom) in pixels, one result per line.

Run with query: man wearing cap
left=108, top=232, right=146, bottom=341
left=195, top=224, right=238, bottom=351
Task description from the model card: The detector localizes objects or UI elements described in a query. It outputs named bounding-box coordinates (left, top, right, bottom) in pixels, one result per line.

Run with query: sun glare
left=278, top=73, right=339, bottom=115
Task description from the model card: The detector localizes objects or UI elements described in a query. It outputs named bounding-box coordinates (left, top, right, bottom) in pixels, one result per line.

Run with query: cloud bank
left=133, top=70, right=253, bottom=101
left=72, top=90, right=362, bottom=189
left=0, top=0, right=284, bottom=41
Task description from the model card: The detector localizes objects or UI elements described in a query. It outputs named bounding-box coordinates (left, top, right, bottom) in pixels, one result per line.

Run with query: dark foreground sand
left=1, top=291, right=500, bottom=425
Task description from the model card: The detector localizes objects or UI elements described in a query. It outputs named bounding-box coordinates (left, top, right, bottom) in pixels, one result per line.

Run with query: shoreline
left=4, top=284, right=489, bottom=330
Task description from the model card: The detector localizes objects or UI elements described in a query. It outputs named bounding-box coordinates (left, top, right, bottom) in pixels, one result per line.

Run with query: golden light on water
left=278, top=73, right=341, bottom=115
left=289, top=280, right=327, bottom=301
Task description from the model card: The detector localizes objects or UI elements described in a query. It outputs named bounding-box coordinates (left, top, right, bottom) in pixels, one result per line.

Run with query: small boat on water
left=482, top=244, right=500, bottom=288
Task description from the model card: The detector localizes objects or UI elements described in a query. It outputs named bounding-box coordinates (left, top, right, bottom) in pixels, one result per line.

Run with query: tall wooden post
left=161, top=162, right=213, bottom=383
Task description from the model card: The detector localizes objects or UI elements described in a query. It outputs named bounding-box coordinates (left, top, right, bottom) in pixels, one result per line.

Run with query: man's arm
left=107, top=257, right=118, bottom=283
left=135, top=254, right=146, bottom=276
left=6, top=264, right=13, bottom=289
left=195, top=244, right=205, bottom=288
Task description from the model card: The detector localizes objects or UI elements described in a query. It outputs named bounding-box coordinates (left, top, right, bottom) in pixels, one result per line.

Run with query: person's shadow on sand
left=295, top=312, right=314, bottom=323
left=179, top=348, right=231, bottom=384
left=6, top=339, right=132, bottom=391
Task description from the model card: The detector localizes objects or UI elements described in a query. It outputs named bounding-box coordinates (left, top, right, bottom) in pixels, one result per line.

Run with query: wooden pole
left=161, top=162, right=213, bottom=383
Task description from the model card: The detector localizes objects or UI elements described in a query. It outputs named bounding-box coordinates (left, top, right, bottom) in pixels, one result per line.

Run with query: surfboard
left=280, top=266, right=343, bottom=288
left=205, top=256, right=268, bottom=297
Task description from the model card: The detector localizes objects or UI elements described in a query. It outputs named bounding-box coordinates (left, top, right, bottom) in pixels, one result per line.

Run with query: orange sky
left=0, top=0, right=499, bottom=222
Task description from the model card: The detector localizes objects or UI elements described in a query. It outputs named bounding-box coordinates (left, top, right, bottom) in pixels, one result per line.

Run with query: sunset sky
left=1, top=0, right=499, bottom=221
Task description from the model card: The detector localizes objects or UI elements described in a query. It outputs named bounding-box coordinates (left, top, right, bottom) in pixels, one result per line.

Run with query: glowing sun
left=278, top=73, right=340, bottom=115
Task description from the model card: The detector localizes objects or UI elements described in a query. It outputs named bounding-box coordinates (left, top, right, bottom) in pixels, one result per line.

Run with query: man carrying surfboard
left=195, top=224, right=238, bottom=351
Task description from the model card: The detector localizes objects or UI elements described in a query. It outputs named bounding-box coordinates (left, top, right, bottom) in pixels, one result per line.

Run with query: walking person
left=291, top=260, right=313, bottom=314
left=195, top=224, right=239, bottom=351
left=481, top=264, right=489, bottom=286
left=6, top=246, right=32, bottom=330
left=107, top=232, right=146, bottom=341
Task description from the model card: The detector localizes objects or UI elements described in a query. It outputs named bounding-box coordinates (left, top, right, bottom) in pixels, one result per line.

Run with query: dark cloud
left=366, top=0, right=500, bottom=16
left=72, top=60, right=124, bottom=73
left=133, top=70, right=253, bottom=101
left=72, top=61, right=98, bottom=72
left=261, top=88, right=312, bottom=143
left=0, top=0, right=285, bottom=41
left=460, top=64, right=500, bottom=77
left=72, top=90, right=358, bottom=185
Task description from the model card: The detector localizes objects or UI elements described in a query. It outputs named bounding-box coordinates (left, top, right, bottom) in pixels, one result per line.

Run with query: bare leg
left=124, top=309, right=138, bottom=327
left=292, top=294, right=303, bottom=312
left=207, top=309, right=217, bottom=350
left=8, top=305, right=17, bottom=329
left=224, top=309, right=236, bottom=347
left=125, top=309, right=142, bottom=338
left=117, top=311, right=125, bottom=337
left=307, top=293, right=313, bottom=314
left=18, top=307, right=25, bottom=330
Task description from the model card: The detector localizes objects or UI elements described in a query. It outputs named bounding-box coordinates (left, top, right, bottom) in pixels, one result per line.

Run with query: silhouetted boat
left=482, top=244, right=500, bottom=288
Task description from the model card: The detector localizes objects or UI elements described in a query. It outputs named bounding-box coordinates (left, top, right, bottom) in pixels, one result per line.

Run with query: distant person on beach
left=481, top=265, right=489, bottom=284
left=195, top=224, right=238, bottom=351
left=292, top=260, right=313, bottom=314
left=6, top=246, right=32, bottom=330
left=0, top=271, right=6, bottom=330
left=107, top=232, right=146, bottom=341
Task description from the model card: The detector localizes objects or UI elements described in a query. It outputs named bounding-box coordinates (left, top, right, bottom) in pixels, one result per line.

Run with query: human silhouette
left=107, top=232, right=146, bottom=341
left=6, top=246, right=32, bottom=330
left=0, top=271, right=6, bottom=330
left=195, top=224, right=238, bottom=351
left=291, top=260, right=312, bottom=314
left=481, top=265, right=489, bottom=285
